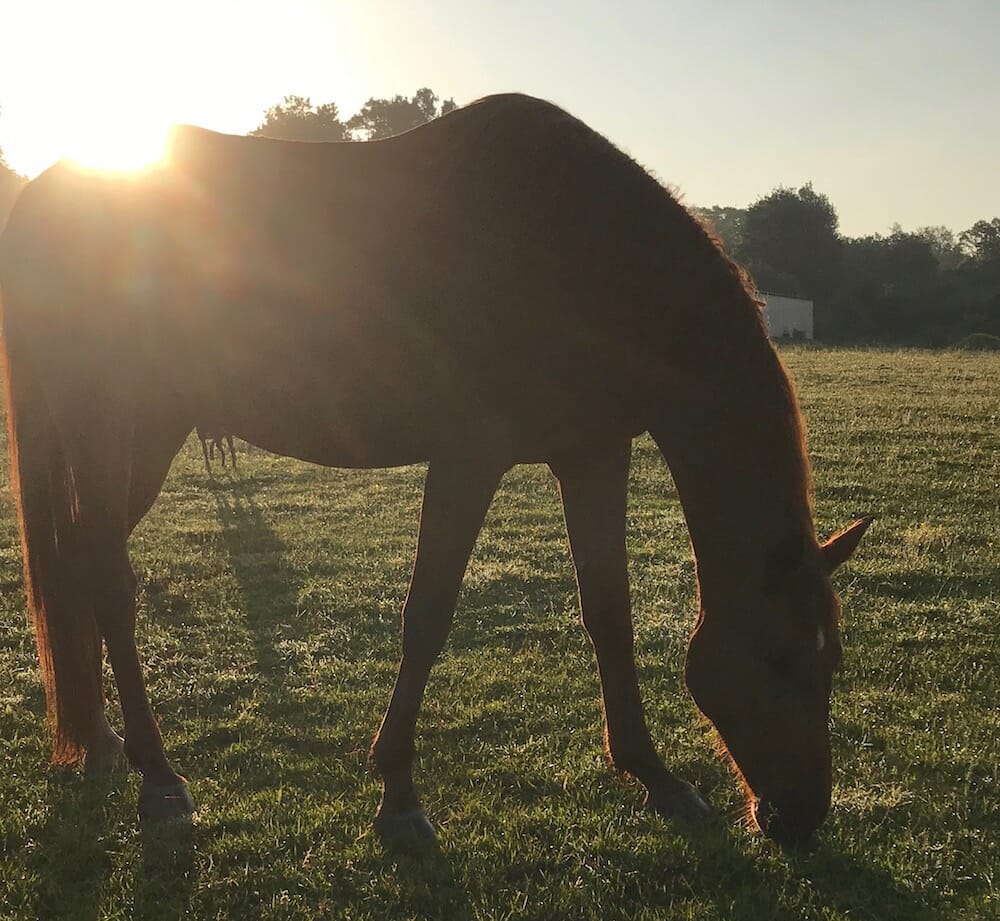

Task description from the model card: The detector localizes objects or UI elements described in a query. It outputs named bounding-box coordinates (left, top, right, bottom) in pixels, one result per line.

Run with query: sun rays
left=1, top=2, right=260, bottom=176
left=24, top=119, right=171, bottom=175
left=0, top=1, right=369, bottom=179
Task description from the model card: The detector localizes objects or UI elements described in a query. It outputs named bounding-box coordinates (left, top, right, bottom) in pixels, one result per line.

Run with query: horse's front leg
left=552, top=441, right=712, bottom=825
left=370, top=459, right=503, bottom=842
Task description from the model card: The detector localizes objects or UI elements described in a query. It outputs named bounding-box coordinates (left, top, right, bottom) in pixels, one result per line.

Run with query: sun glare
left=1, top=112, right=170, bottom=177
left=64, top=123, right=169, bottom=174
left=0, top=1, right=254, bottom=178
left=2, top=1, right=368, bottom=179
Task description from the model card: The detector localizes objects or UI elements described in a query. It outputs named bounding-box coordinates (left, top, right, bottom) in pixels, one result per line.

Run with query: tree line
left=249, top=87, right=456, bottom=142
left=696, top=188, right=999, bottom=345
left=2, top=91, right=997, bottom=346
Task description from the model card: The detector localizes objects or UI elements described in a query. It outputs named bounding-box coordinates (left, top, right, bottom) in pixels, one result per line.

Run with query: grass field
left=0, top=347, right=997, bottom=920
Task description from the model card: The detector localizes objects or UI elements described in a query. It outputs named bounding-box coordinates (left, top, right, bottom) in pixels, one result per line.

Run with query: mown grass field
left=0, top=347, right=997, bottom=920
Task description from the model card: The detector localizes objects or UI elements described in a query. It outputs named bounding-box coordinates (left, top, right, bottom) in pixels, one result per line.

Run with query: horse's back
left=155, top=96, right=678, bottom=459
left=1, top=95, right=761, bottom=466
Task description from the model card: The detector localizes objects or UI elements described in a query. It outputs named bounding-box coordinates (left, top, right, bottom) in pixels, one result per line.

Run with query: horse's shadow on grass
left=31, top=770, right=196, bottom=921
left=209, top=478, right=474, bottom=918
left=132, top=819, right=197, bottom=921
left=555, top=816, right=937, bottom=920
left=213, top=480, right=303, bottom=677
left=30, top=771, right=113, bottom=921
left=373, top=846, right=476, bottom=921
left=852, top=567, right=999, bottom=602
left=783, top=841, right=939, bottom=920
left=205, top=478, right=935, bottom=919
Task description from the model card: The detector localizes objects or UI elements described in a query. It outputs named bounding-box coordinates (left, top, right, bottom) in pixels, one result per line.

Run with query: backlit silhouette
left=0, top=94, right=870, bottom=845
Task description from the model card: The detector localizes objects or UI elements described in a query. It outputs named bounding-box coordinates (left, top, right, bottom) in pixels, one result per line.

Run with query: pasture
left=0, top=346, right=996, bottom=920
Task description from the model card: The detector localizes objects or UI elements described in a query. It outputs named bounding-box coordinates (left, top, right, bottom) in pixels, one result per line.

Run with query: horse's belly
left=230, top=403, right=445, bottom=469
left=164, top=285, right=650, bottom=468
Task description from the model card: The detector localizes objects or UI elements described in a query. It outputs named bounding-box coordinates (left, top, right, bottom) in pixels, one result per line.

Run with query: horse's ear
left=821, top=516, right=874, bottom=574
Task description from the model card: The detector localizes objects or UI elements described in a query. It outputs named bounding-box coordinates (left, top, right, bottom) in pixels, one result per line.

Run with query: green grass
left=0, top=347, right=997, bottom=920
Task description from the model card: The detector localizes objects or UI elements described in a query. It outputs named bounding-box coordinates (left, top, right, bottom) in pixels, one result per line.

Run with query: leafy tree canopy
left=693, top=205, right=745, bottom=254
left=250, top=95, right=347, bottom=142
left=249, top=88, right=456, bottom=144
left=959, top=218, right=1000, bottom=263
left=740, top=183, right=842, bottom=302
left=912, top=225, right=965, bottom=271
left=346, top=88, right=456, bottom=141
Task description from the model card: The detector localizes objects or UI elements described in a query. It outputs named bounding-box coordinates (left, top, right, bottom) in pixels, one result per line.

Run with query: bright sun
left=0, top=1, right=246, bottom=177
left=11, top=116, right=170, bottom=176
left=64, top=122, right=169, bottom=173
left=0, top=0, right=178, bottom=176
left=1, top=1, right=367, bottom=179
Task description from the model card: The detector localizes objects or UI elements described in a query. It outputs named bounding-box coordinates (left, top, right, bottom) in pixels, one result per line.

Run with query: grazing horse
left=0, top=94, right=870, bottom=845
left=196, top=425, right=237, bottom=472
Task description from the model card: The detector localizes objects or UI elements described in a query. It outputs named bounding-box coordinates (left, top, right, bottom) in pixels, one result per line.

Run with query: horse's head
left=684, top=517, right=872, bottom=845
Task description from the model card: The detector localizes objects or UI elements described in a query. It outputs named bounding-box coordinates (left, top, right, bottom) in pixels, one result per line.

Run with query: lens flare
left=64, top=123, right=169, bottom=173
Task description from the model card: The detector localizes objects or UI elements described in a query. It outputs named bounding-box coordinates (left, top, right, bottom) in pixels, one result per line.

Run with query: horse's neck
left=651, top=352, right=813, bottom=591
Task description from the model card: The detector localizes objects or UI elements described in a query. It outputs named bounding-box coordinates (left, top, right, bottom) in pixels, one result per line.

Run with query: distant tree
left=958, top=218, right=1000, bottom=262
left=836, top=230, right=949, bottom=342
left=913, top=225, right=965, bottom=271
left=346, top=88, right=456, bottom=141
left=947, top=218, right=1000, bottom=338
left=740, top=183, right=842, bottom=301
left=696, top=184, right=1000, bottom=343
left=249, top=88, right=456, bottom=144
left=693, top=205, right=747, bottom=255
left=250, top=95, right=348, bottom=141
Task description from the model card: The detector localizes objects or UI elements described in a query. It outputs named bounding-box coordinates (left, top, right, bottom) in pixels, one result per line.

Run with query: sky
left=1, top=0, right=997, bottom=237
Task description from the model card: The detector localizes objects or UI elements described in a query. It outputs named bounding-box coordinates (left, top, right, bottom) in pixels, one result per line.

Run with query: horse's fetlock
left=607, top=741, right=660, bottom=782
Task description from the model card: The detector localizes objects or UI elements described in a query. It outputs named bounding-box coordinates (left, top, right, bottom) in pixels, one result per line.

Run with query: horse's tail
left=1, top=283, right=103, bottom=766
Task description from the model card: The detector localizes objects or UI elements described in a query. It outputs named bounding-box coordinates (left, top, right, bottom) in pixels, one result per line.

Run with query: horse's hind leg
left=551, top=441, right=712, bottom=825
left=84, top=662, right=126, bottom=774
left=70, top=405, right=192, bottom=817
left=85, top=411, right=192, bottom=786
left=119, top=409, right=196, bottom=817
left=371, top=460, right=503, bottom=842
left=94, top=545, right=193, bottom=819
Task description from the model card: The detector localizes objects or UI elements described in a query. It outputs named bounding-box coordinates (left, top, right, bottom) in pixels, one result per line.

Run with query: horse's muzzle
left=753, top=795, right=829, bottom=847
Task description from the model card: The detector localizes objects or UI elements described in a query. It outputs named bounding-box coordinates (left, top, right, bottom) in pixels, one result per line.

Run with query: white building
left=761, top=293, right=814, bottom=340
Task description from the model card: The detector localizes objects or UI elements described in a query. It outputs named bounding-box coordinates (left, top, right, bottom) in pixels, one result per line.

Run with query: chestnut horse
left=0, top=94, right=870, bottom=845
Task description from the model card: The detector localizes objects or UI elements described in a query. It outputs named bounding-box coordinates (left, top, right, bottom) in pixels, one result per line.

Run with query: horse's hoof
left=374, top=807, right=437, bottom=846
left=138, top=779, right=196, bottom=822
left=84, top=734, right=126, bottom=775
left=646, top=781, right=714, bottom=825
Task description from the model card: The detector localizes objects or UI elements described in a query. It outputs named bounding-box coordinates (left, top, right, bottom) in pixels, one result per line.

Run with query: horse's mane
left=472, top=92, right=813, bottom=509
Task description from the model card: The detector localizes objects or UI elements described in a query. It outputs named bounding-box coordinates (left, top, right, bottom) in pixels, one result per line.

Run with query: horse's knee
left=370, top=733, right=415, bottom=778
